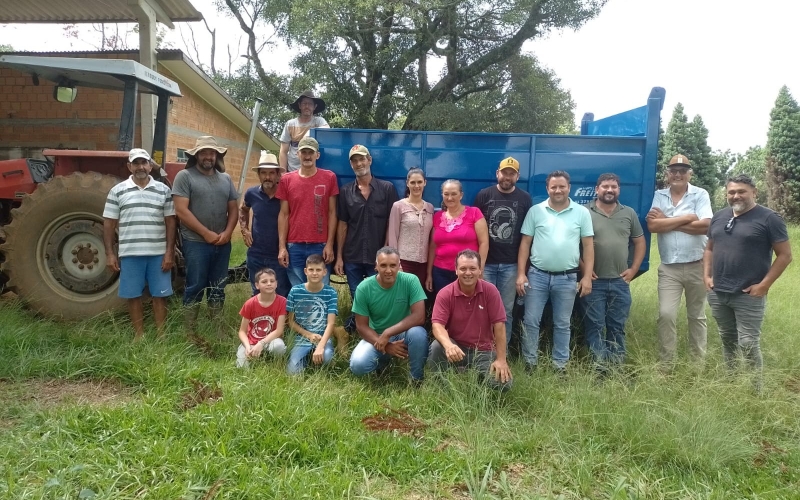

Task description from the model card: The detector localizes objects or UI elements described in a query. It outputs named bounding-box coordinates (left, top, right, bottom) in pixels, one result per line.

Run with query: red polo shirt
left=432, top=279, right=506, bottom=351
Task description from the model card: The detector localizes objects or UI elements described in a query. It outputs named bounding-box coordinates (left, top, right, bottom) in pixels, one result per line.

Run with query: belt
left=532, top=265, right=579, bottom=276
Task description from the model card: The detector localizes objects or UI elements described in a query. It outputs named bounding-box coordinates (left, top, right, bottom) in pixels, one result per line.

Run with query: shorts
left=119, top=255, right=173, bottom=299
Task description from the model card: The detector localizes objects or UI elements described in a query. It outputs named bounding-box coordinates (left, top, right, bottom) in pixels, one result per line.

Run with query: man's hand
left=578, top=276, right=592, bottom=297
left=242, top=230, right=253, bottom=247
left=307, top=333, right=323, bottom=344
left=312, top=346, right=326, bottom=365
left=334, top=258, right=345, bottom=276
left=161, top=252, right=175, bottom=272
left=203, top=231, right=221, bottom=244
left=619, top=268, right=636, bottom=283
left=490, top=359, right=512, bottom=383
left=278, top=248, right=289, bottom=268
left=106, top=253, right=120, bottom=272
left=646, top=207, right=665, bottom=220
left=444, top=342, right=465, bottom=363
left=704, top=275, right=714, bottom=291
left=385, top=340, right=409, bottom=359
left=515, top=275, right=528, bottom=295
left=744, top=282, right=769, bottom=297
left=374, top=335, right=390, bottom=354
left=216, top=230, right=233, bottom=245
left=323, top=243, right=334, bottom=264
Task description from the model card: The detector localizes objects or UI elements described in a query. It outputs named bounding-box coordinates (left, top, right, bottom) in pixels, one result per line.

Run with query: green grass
left=1, top=229, right=799, bottom=499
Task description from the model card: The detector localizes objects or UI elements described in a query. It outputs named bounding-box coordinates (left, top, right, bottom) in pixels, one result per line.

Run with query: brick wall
left=0, top=52, right=261, bottom=190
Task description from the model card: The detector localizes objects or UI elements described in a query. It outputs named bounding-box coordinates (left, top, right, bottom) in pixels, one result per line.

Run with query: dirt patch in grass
left=362, top=406, right=427, bottom=437
left=0, top=378, right=134, bottom=410
left=179, top=378, right=223, bottom=411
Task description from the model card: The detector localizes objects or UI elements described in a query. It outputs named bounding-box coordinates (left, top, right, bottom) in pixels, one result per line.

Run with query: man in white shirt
left=647, top=154, right=713, bottom=369
left=279, top=91, right=330, bottom=172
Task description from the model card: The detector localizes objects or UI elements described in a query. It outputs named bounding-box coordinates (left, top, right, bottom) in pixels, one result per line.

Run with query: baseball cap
left=499, top=157, right=520, bottom=172
left=349, top=144, right=370, bottom=158
left=297, top=136, right=319, bottom=152
left=667, top=154, right=692, bottom=169
left=128, top=148, right=151, bottom=162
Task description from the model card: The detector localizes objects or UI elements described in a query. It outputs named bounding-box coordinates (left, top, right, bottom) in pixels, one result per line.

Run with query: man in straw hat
left=239, top=151, right=290, bottom=298
left=647, top=154, right=713, bottom=371
left=279, top=90, right=330, bottom=172
left=172, top=136, right=239, bottom=336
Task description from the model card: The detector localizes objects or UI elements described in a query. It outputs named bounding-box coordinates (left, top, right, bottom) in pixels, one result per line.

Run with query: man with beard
left=172, top=136, right=239, bottom=336
left=349, top=247, right=428, bottom=385
left=580, top=173, right=645, bottom=374
left=473, top=156, right=532, bottom=348
left=239, top=152, right=290, bottom=298
left=335, top=144, right=398, bottom=332
left=279, top=90, right=330, bottom=172
left=647, top=154, right=712, bottom=370
left=103, top=148, right=176, bottom=339
left=516, top=170, right=594, bottom=374
left=704, top=174, right=791, bottom=385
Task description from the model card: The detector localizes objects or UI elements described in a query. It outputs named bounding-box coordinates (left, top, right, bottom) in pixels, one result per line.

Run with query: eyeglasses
left=668, top=168, right=690, bottom=175
left=724, top=216, right=735, bottom=234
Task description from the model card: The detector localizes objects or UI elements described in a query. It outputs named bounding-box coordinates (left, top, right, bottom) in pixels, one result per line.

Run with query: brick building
left=0, top=49, right=277, bottom=188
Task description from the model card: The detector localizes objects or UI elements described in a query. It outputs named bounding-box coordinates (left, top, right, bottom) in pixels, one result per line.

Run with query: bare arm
left=381, top=300, right=426, bottom=338
left=103, top=218, right=119, bottom=272
left=745, top=240, right=793, bottom=296
left=703, top=239, right=715, bottom=291
left=474, top=217, right=489, bottom=270
left=312, top=313, right=337, bottom=364
left=578, top=236, right=594, bottom=297
left=431, top=322, right=465, bottom=363
left=237, top=316, right=251, bottom=348
left=279, top=142, right=289, bottom=172
left=323, top=195, right=338, bottom=263
left=334, top=221, right=347, bottom=275
left=216, top=199, right=239, bottom=245
left=239, top=204, right=253, bottom=247
left=516, top=234, right=532, bottom=295
left=287, top=312, right=320, bottom=342
left=278, top=200, right=290, bottom=267
left=489, top=322, right=511, bottom=383
left=646, top=208, right=698, bottom=233
left=425, top=237, right=437, bottom=292
left=162, top=215, right=176, bottom=271
left=173, top=196, right=218, bottom=243
left=619, top=235, right=645, bottom=282
left=675, top=218, right=710, bottom=235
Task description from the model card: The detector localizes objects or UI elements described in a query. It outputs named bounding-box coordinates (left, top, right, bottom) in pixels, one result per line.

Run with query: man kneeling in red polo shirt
left=429, top=249, right=513, bottom=390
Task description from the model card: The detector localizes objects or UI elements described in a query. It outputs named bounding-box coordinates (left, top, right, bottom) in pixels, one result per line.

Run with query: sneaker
left=524, top=363, right=537, bottom=374
left=553, top=366, right=567, bottom=379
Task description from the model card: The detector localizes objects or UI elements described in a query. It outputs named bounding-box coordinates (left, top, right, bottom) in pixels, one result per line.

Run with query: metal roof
left=0, top=55, right=182, bottom=96
left=0, top=0, right=203, bottom=25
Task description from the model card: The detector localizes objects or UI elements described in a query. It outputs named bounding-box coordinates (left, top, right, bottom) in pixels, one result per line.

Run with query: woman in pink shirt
left=386, top=168, right=434, bottom=288
left=426, top=179, right=489, bottom=296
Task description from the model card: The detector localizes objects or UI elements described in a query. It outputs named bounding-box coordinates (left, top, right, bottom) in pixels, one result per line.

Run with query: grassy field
left=1, top=229, right=799, bottom=499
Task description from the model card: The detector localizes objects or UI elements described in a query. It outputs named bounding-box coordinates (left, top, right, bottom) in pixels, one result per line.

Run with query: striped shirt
left=286, top=284, right=338, bottom=346
left=103, top=176, right=175, bottom=257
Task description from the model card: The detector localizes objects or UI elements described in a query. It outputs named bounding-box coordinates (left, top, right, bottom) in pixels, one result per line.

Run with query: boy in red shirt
left=236, top=268, right=288, bottom=367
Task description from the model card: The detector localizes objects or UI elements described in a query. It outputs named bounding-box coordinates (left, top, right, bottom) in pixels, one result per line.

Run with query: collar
left=588, top=200, right=623, bottom=216
left=453, top=278, right=484, bottom=297
left=544, top=198, right=576, bottom=213
left=656, top=182, right=701, bottom=197
left=126, top=175, right=156, bottom=189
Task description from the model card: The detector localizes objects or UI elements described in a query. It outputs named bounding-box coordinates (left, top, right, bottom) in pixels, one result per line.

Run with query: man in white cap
left=279, top=90, right=330, bottom=172
left=647, top=154, right=713, bottom=370
left=239, top=151, right=290, bottom=298
left=172, top=136, right=239, bottom=336
left=103, top=148, right=176, bottom=339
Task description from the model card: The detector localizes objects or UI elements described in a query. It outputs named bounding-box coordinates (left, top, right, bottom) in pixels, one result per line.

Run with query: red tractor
left=0, top=55, right=186, bottom=320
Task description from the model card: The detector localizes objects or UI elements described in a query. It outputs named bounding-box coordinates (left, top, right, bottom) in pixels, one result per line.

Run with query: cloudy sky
left=1, top=0, right=797, bottom=154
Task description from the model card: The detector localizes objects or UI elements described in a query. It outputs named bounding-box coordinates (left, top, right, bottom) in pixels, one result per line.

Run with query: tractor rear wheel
left=0, top=172, right=125, bottom=319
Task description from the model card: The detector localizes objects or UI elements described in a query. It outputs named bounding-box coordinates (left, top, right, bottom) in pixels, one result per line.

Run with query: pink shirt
left=386, top=199, right=434, bottom=263
left=432, top=206, right=482, bottom=271
left=275, top=169, right=339, bottom=243
left=432, top=279, right=506, bottom=351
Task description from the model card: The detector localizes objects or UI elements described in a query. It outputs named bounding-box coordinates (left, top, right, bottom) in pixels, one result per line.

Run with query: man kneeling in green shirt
left=349, top=247, right=429, bottom=384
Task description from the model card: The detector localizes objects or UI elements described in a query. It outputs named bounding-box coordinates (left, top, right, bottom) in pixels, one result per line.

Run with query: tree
left=0, top=44, right=12, bottom=52
left=660, top=103, right=717, bottom=197
left=765, top=85, right=800, bottom=222
left=221, top=0, right=604, bottom=130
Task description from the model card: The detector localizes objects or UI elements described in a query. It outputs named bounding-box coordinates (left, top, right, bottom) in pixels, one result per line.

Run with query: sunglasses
left=724, top=216, right=736, bottom=234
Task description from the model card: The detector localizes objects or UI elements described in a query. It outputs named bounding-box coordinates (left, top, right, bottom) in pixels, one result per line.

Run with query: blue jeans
left=343, top=262, right=378, bottom=330
left=287, top=243, right=331, bottom=287
left=287, top=338, right=335, bottom=374
left=246, top=254, right=290, bottom=297
left=182, top=240, right=232, bottom=306
left=482, top=263, right=518, bottom=347
left=580, top=277, right=632, bottom=366
left=521, top=267, right=578, bottom=369
left=349, top=326, right=429, bottom=380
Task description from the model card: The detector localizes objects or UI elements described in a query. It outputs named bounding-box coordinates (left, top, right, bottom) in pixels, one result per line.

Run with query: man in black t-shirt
left=703, top=174, right=792, bottom=380
left=473, top=157, right=532, bottom=347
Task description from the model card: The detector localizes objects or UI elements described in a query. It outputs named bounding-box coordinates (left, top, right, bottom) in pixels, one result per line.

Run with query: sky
left=1, top=0, right=797, bottom=155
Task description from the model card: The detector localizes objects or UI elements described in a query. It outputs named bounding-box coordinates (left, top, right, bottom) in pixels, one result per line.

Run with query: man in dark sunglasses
left=703, top=174, right=792, bottom=387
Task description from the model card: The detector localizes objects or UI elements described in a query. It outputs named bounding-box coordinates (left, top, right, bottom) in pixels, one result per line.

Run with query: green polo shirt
left=351, top=272, right=427, bottom=334
left=587, top=200, right=644, bottom=279
left=521, top=199, right=593, bottom=272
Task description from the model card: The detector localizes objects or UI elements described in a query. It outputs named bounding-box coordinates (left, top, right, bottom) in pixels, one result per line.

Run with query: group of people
left=102, top=90, right=792, bottom=390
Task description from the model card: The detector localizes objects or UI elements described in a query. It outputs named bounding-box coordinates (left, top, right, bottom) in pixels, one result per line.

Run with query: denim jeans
left=482, top=263, right=518, bottom=347
left=349, top=326, right=429, bottom=380
left=246, top=254, right=291, bottom=297
left=287, top=242, right=331, bottom=287
left=287, top=338, right=335, bottom=374
left=343, top=262, right=378, bottom=330
left=521, top=267, right=578, bottom=369
left=427, top=340, right=512, bottom=391
left=580, top=277, right=632, bottom=365
left=182, top=239, right=232, bottom=306
left=431, top=266, right=457, bottom=296
left=707, top=291, right=766, bottom=372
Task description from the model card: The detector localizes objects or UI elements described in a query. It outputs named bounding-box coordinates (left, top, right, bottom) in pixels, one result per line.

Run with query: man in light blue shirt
left=647, top=154, right=712, bottom=369
left=516, top=170, right=594, bottom=373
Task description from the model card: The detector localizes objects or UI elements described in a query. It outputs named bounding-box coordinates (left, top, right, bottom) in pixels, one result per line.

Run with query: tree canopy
left=660, top=103, right=717, bottom=197
left=765, top=85, right=800, bottom=222
left=217, top=0, right=604, bottom=133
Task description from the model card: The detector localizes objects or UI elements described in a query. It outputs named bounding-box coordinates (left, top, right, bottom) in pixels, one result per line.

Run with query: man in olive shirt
left=349, top=247, right=428, bottom=383
left=580, top=173, right=646, bottom=372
